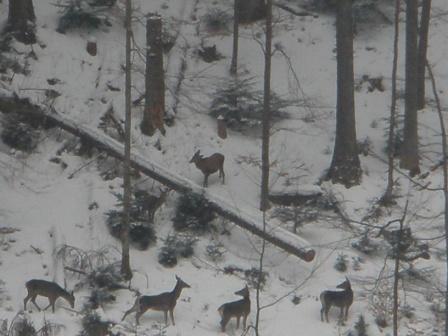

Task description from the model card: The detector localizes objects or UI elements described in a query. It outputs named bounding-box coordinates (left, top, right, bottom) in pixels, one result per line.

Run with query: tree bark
left=426, top=62, right=448, bottom=336
left=327, top=0, right=361, bottom=188
left=382, top=0, right=401, bottom=205
left=400, top=0, right=420, bottom=176
left=236, top=0, right=266, bottom=23
left=230, top=0, right=239, bottom=75
left=7, top=0, right=36, bottom=44
left=141, top=16, right=166, bottom=136
left=121, top=0, right=133, bottom=281
left=416, top=0, right=431, bottom=110
left=260, top=0, right=272, bottom=211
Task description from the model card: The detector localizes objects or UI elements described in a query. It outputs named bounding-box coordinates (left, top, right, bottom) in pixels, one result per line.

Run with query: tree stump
left=86, top=38, right=97, bottom=56
left=7, top=0, right=36, bottom=44
left=217, top=115, right=227, bottom=139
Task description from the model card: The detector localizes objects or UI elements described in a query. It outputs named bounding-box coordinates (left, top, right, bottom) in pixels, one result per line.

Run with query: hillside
left=1, top=0, right=448, bottom=335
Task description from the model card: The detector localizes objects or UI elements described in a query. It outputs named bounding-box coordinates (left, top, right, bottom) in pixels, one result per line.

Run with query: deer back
left=26, top=279, right=75, bottom=307
left=190, top=151, right=224, bottom=174
left=320, top=279, right=353, bottom=309
left=218, top=286, right=250, bottom=318
left=139, top=275, right=190, bottom=312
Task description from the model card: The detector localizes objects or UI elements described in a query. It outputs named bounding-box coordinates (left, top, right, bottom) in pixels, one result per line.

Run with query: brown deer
left=135, top=187, right=170, bottom=223
left=320, top=277, right=353, bottom=323
left=189, top=150, right=225, bottom=187
left=24, top=279, right=75, bottom=313
left=122, top=275, right=190, bottom=325
left=218, top=285, right=250, bottom=332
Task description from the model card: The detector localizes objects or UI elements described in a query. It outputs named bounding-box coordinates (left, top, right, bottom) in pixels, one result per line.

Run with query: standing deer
left=218, top=285, right=250, bottom=332
left=135, top=187, right=170, bottom=223
left=122, top=275, right=190, bottom=325
left=189, top=150, right=225, bottom=187
left=24, top=279, right=75, bottom=313
left=320, top=277, right=353, bottom=323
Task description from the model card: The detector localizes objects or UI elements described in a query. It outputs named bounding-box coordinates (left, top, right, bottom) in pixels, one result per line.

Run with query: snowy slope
left=1, top=0, right=448, bottom=335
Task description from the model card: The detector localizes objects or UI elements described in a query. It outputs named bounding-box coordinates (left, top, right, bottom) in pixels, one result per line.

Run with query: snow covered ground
left=1, top=0, right=448, bottom=335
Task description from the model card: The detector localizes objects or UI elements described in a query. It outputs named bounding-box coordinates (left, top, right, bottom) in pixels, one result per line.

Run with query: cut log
left=0, top=91, right=315, bottom=262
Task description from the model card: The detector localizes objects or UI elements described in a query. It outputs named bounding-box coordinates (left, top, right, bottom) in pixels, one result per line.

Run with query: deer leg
left=24, top=293, right=31, bottom=310
left=220, top=316, right=230, bottom=332
left=31, top=295, right=42, bottom=311
left=236, top=316, right=240, bottom=329
left=203, top=174, right=209, bottom=187
left=122, top=307, right=135, bottom=321
left=43, top=299, right=53, bottom=312
left=324, top=307, right=330, bottom=323
left=170, top=309, right=175, bottom=326
left=243, top=314, right=248, bottom=329
left=164, top=311, right=168, bottom=325
left=135, top=311, right=143, bottom=325
left=344, top=306, right=349, bottom=321
left=339, top=307, right=344, bottom=322
left=220, top=168, right=225, bottom=184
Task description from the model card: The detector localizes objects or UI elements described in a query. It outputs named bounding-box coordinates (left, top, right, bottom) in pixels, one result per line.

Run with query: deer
left=121, top=275, right=190, bottom=326
left=189, top=150, right=225, bottom=187
left=218, top=285, right=250, bottom=332
left=24, top=279, right=75, bottom=313
left=320, top=277, right=353, bottom=323
left=135, top=187, right=170, bottom=223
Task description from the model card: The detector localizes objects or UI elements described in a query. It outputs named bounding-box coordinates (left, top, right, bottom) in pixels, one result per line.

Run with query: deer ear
left=175, top=275, right=180, bottom=280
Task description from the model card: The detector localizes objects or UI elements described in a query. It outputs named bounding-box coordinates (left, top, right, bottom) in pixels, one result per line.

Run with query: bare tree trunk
left=237, top=0, right=266, bottom=23
left=382, top=0, right=401, bottom=205
left=141, top=16, right=166, bottom=136
left=416, top=0, right=431, bottom=110
left=400, top=0, right=420, bottom=176
left=7, top=0, right=36, bottom=44
left=426, top=62, right=448, bottom=336
left=392, top=219, right=404, bottom=336
left=230, top=0, right=239, bottom=75
left=121, top=0, right=133, bottom=281
left=260, top=0, right=272, bottom=211
left=327, top=0, right=361, bottom=188
left=254, top=211, right=267, bottom=336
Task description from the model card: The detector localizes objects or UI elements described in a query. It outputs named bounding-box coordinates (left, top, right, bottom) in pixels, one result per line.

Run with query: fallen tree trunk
left=0, top=91, right=315, bottom=262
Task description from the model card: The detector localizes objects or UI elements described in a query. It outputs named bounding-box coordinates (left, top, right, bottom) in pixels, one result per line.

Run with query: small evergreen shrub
left=12, top=316, right=36, bottom=336
left=354, top=315, right=368, bottom=336
left=223, top=266, right=268, bottom=290
left=79, top=312, right=110, bottom=336
left=105, top=192, right=156, bottom=250
left=400, top=304, right=415, bottom=319
left=334, top=253, right=348, bottom=272
left=351, top=234, right=378, bottom=255
left=86, top=263, right=124, bottom=290
left=87, top=289, right=116, bottom=310
left=205, top=243, right=225, bottom=262
left=55, top=0, right=116, bottom=33
left=244, top=267, right=268, bottom=290
left=158, top=234, right=197, bottom=268
left=201, top=8, right=232, bottom=33
left=1, top=113, right=39, bottom=152
left=172, top=192, right=215, bottom=233
left=209, top=77, right=290, bottom=132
